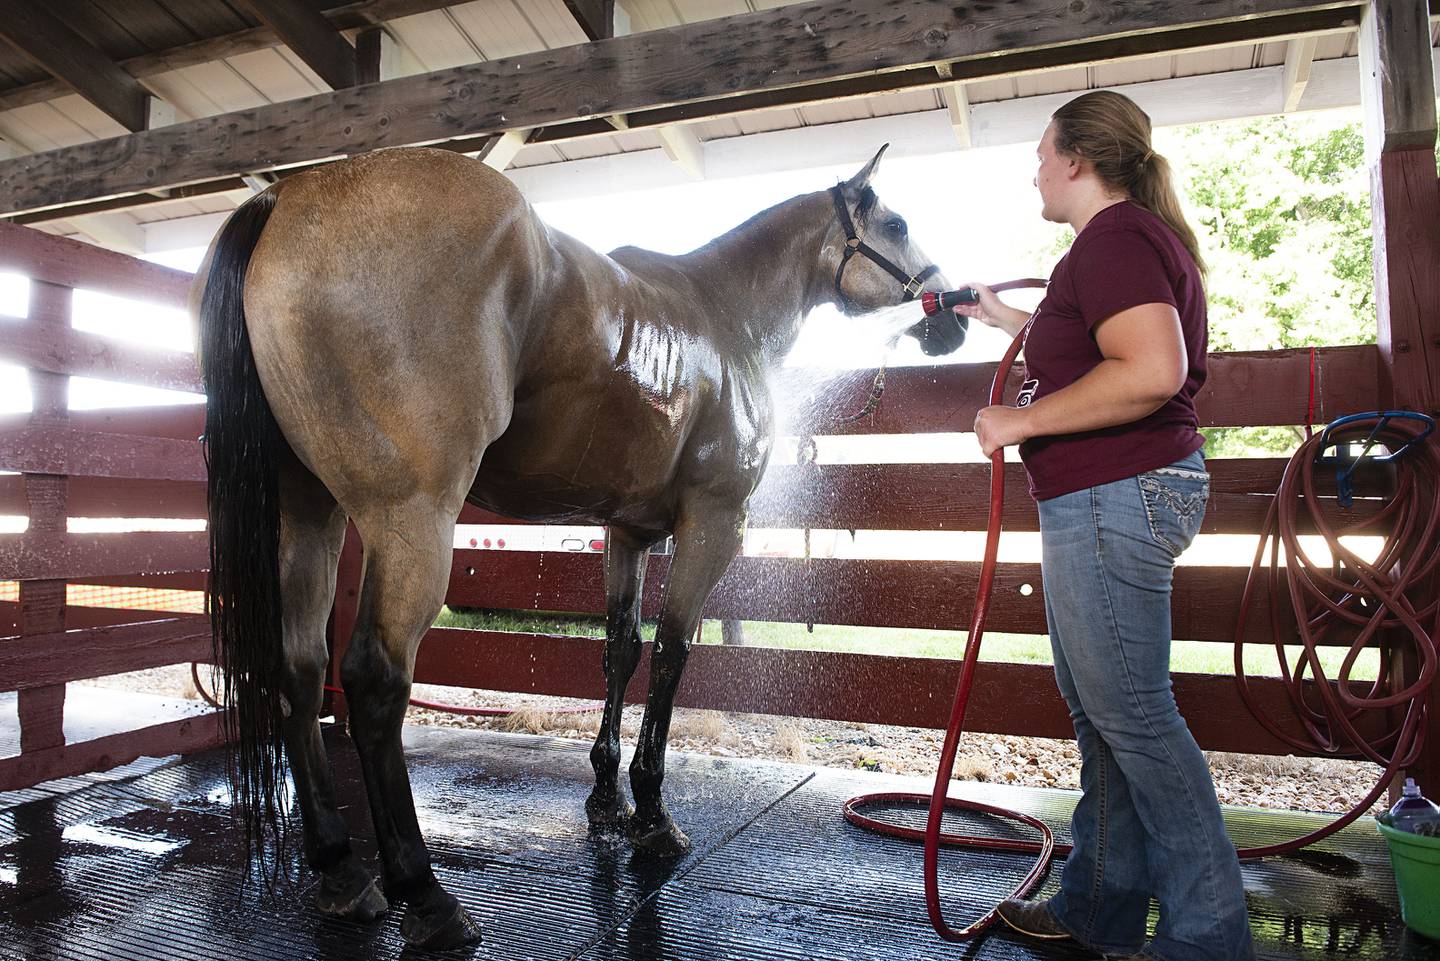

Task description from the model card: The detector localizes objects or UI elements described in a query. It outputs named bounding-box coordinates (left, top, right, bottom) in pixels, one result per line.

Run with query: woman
left=956, top=91, right=1254, bottom=961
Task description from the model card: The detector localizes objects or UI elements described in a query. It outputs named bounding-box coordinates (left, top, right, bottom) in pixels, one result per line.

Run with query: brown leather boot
left=995, top=897, right=1072, bottom=941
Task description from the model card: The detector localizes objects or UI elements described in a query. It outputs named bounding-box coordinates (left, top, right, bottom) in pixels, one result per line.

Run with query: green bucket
left=1377, top=819, right=1440, bottom=940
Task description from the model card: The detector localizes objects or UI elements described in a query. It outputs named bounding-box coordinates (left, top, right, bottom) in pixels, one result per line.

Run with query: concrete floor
left=0, top=722, right=1431, bottom=960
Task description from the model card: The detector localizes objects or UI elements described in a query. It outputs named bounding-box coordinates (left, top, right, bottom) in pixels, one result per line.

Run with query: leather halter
left=829, top=184, right=940, bottom=313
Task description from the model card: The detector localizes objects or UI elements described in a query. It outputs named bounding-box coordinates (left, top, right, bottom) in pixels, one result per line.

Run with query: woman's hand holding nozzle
left=950, top=282, right=1004, bottom=327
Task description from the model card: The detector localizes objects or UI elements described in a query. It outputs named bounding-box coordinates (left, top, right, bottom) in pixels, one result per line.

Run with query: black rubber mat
left=0, top=725, right=1433, bottom=960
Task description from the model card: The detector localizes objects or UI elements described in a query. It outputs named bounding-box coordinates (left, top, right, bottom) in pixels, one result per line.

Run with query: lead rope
left=798, top=435, right=819, bottom=633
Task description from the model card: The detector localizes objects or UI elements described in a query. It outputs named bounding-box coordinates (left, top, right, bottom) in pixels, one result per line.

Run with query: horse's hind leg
left=342, top=500, right=481, bottom=950
left=276, top=456, right=387, bottom=921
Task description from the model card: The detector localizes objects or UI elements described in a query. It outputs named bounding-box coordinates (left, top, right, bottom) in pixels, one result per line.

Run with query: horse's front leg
left=628, top=499, right=745, bottom=857
left=586, top=527, right=651, bottom=832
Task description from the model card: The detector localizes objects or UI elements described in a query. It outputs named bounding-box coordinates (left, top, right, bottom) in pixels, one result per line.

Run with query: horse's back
left=238, top=148, right=543, bottom=513
left=251, top=147, right=537, bottom=306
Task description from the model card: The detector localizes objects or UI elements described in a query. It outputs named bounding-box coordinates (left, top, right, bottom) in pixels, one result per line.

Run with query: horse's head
left=826, top=146, right=967, bottom=356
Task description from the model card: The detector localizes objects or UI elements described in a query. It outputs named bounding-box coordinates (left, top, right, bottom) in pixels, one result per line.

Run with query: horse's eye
left=887, top=219, right=907, bottom=237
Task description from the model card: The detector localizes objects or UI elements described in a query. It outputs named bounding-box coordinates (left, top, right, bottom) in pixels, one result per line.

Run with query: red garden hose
left=844, top=319, right=1440, bottom=942
left=844, top=318, right=1055, bottom=941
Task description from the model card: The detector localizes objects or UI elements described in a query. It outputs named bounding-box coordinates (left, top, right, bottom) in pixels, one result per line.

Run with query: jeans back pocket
left=1137, top=463, right=1209, bottom=558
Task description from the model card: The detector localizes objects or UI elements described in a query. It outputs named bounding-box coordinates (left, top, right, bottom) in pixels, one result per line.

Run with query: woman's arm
left=973, top=302, right=1187, bottom=457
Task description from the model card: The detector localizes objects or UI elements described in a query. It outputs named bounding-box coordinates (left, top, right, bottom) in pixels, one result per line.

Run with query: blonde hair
left=1051, top=91, right=1207, bottom=276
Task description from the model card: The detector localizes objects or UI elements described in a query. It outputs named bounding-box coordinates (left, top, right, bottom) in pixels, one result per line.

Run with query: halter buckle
left=902, top=276, right=925, bottom=297
left=845, top=236, right=862, bottom=250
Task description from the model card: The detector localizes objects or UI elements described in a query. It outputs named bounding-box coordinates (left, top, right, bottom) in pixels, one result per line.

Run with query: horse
left=193, top=142, right=963, bottom=949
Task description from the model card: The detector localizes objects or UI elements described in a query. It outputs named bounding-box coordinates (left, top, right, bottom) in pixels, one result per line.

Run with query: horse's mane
left=683, top=193, right=809, bottom=258
left=855, top=186, right=880, bottom=220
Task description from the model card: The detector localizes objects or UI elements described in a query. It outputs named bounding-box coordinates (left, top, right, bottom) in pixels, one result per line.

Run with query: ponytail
left=1051, top=91, right=1207, bottom=277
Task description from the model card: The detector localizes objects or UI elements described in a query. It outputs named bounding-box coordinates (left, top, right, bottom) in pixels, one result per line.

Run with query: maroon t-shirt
left=1018, top=201, right=1208, bottom=500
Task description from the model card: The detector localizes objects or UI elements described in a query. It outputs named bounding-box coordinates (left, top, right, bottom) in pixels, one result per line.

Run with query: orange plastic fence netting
left=0, top=581, right=205, bottom=615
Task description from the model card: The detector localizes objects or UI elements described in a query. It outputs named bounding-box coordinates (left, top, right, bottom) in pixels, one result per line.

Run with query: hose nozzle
left=920, top=288, right=979, bottom=317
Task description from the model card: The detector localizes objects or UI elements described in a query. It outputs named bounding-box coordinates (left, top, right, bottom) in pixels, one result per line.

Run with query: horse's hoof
left=586, top=790, right=635, bottom=833
left=400, top=889, right=482, bottom=950
left=315, top=861, right=389, bottom=922
left=629, top=818, right=692, bottom=858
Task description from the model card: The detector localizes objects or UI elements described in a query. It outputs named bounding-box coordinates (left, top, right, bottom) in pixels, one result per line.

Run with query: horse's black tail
left=197, top=189, right=287, bottom=882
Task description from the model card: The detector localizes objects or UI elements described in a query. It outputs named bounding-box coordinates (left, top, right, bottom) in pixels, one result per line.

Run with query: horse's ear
left=843, top=144, right=889, bottom=195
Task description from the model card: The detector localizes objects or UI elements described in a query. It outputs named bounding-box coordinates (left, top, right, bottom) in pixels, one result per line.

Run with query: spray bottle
left=1384, top=778, right=1440, bottom=835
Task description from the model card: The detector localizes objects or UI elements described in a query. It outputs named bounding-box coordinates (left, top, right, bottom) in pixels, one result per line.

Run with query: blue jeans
left=1037, top=450, right=1254, bottom=961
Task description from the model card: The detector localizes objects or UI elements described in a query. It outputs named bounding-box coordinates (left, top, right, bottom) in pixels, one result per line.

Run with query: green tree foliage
left=1163, top=113, right=1375, bottom=355
left=1163, top=113, right=1378, bottom=456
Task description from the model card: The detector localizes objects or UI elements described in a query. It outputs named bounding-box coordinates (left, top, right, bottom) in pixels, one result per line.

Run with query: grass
left=434, top=607, right=1380, bottom=680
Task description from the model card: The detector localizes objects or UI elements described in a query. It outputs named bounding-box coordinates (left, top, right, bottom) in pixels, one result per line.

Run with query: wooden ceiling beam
left=0, top=0, right=467, bottom=113
left=5, top=3, right=1370, bottom=225
left=237, top=0, right=358, bottom=90
left=1, top=2, right=1406, bottom=228
left=0, top=0, right=1360, bottom=218
left=9, top=178, right=250, bottom=225
left=521, top=3, right=1362, bottom=144
left=562, top=0, right=616, bottom=42
left=0, top=0, right=151, bottom=131
left=70, top=211, right=147, bottom=255
left=1281, top=35, right=1318, bottom=111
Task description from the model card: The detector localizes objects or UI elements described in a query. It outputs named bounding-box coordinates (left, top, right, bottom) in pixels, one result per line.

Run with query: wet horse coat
left=194, top=144, right=960, bottom=948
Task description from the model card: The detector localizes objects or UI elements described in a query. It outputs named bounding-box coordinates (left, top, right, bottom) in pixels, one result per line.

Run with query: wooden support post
left=355, top=27, right=418, bottom=85
left=478, top=129, right=532, bottom=171
left=16, top=280, right=73, bottom=755
left=936, top=63, right=973, bottom=148
left=355, top=27, right=383, bottom=86
left=1281, top=36, right=1317, bottom=111
left=1359, top=0, right=1440, bottom=795
left=563, top=0, right=616, bottom=42
left=241, top=172, right=278, bottom=194
left=657, top=125, right=705, bottom=179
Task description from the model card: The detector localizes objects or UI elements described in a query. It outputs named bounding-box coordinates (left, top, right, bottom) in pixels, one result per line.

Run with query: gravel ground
left=405, top=684, right=1388, bottom=816
left=81, top=667, right=1388, bottom=815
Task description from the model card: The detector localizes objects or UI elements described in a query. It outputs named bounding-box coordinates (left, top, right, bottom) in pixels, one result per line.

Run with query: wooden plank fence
left=0, top=221, right=222, bottom=791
